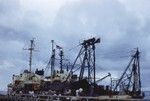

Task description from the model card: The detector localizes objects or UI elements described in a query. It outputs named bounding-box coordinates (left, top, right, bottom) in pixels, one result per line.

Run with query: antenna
left=24, top=38, right=36, bottom=72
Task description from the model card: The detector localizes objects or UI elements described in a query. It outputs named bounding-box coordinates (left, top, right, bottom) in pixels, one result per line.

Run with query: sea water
left=144, top=91, right=150, bottom=100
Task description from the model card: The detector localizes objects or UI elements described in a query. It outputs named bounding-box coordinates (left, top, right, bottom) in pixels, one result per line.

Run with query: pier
left=0, top=94, right=145, bottom=101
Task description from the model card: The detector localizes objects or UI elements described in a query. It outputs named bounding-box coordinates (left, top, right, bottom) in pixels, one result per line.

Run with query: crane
left=96, top=73, right=111, bottom=83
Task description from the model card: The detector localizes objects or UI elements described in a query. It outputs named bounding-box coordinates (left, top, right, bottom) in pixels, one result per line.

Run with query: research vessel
left=7, top=37, right=145, bottom=100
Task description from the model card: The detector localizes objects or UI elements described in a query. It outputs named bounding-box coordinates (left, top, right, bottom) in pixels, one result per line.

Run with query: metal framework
left=96, top=73, right=111, bottom=83
left=114, top=48, right=142, bottom=96
left=69, top=37, right=100, bottom=85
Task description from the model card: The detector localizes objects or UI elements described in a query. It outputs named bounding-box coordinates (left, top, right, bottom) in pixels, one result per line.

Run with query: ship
left=7, top=37, right=145, bottom=101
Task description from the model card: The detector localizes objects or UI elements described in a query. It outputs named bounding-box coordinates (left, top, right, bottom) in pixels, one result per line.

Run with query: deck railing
left=7, top=94, right=144, bottom=101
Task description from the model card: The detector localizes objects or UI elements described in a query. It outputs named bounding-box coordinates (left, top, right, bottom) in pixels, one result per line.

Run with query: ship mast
left=113, top=48, right=142, bottom=97
left=24, top=39, right=35, bottom=72
left=51, top=40, right=55, bottom=78
left=56, top=45, right=63, bottom=73
left=45, top=40, right=64, bottom=77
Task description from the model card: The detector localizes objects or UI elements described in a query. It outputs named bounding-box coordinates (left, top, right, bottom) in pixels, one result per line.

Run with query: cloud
left=0, top=0, right=150, bottom=91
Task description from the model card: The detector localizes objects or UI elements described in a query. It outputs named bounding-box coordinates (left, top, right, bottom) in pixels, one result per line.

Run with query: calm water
left=144, top=91, right=150, bottom=99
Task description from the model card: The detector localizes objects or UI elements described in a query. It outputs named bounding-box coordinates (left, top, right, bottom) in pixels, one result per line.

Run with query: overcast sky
left=0, top=0, right=150, bottom=91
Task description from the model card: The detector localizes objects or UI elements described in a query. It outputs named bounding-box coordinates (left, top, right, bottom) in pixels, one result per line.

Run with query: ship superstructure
left=8, top=39, right=44, bottom=94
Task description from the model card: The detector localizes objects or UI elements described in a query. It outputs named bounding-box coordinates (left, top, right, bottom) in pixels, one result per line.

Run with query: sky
left=0, top=0, right=150, bottom=91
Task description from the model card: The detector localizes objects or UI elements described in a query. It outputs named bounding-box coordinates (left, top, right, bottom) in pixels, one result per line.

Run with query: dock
left=0, top=94, right=145, bottom=101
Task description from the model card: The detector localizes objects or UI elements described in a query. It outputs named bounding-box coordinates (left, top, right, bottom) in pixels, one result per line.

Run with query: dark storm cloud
left=0, top=0, right=150, bottom=90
